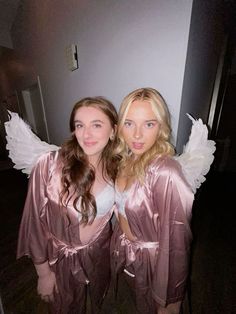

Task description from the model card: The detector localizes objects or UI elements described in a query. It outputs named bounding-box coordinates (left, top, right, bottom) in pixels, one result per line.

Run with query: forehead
left=126, top=100, right=156, bottom=119
left=74, top=106, right=109, bottom=121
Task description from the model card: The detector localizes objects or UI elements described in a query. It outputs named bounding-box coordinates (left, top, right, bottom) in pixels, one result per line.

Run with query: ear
left=110, top=124, right=117, bottom=140
left=110, top=133, right=114, bottom=140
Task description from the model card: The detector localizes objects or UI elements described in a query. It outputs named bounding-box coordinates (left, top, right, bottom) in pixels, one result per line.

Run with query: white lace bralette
left=77, top=183, right=115, bottom=221
left=115, top=188, right=130, bottom=219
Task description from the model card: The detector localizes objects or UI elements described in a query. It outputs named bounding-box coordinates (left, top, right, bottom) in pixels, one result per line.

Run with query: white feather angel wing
left=4, top=111, right=60, bottom=176
left=175, top=114, right=216, bottom=193
left=5, top=111, right=216, bottom=190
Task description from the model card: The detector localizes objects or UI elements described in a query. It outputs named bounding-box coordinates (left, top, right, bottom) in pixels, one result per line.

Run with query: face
left=121, top=100, right=160, bottom=157
left=74, top=106, right=114, bottom=164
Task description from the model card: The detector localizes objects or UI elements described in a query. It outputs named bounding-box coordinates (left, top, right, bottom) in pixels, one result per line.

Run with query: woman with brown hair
left=16, top=96, right=119, bottom=313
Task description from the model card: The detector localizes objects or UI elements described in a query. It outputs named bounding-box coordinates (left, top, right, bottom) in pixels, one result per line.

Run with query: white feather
left=175, top=114, right=216, bottom=193
left=4, top=111, right=60, bottom=176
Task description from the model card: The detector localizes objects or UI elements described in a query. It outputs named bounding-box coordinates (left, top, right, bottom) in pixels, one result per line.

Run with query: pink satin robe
left=17, top=151, right=115, bottom=314
left=111, top=156, right=194, bottom=314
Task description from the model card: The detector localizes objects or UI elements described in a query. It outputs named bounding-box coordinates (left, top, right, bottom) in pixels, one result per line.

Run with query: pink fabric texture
left=111, top=156, right=194, bottom=314
left=17, top=151, right=114, bottom=313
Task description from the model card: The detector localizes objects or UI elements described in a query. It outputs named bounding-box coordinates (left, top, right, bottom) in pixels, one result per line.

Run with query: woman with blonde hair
left=111, top=87, right=194, bottom=314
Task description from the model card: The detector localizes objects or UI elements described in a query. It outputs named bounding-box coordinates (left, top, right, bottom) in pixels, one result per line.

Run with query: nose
left=134, top=126, right=142, bottom=139
left=83, top=126, right=92, bottom=138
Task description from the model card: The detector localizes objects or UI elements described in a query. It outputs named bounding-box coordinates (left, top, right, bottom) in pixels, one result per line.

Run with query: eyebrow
left=74, top=119, right=104, bottom=123
left=124, top=118, right=157, bottom=122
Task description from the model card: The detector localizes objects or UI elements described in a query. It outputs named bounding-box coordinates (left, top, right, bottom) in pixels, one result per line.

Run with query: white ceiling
left=0, top=0, right=20, bottom=31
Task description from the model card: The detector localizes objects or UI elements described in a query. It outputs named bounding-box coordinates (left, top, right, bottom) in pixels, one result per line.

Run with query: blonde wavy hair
left=116, top=87, right=175, bottom=181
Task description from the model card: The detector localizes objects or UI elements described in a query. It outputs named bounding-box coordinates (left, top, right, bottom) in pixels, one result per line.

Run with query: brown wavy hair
left=59, top=97, right=119, bottom=224
left=116, top=87, right=175, bottom=181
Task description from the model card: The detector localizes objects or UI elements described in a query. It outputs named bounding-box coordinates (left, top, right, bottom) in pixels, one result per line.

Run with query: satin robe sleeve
left=17, top=152, right=54, bottom=264
left=151, top=157, right=194, bottom=307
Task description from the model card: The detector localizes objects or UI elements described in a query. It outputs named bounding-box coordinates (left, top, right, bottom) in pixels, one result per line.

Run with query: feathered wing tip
left=175, top=113, right=216, bottom=193
left=4, top=111, right=60, bottom=176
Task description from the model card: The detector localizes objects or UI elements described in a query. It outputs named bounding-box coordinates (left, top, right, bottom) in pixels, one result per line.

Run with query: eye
left=75, top=123, right=83, bottom=129
left=124, top=121, right=133, bottom=128
left=92, top=123, right=102, bottom=128
left=145, top=122, right=156, bottom=128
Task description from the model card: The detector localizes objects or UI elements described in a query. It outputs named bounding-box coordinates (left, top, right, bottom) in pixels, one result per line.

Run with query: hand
left=157, top=301, right=181, bottom=314
left=37, top=270, right=58, bottom=303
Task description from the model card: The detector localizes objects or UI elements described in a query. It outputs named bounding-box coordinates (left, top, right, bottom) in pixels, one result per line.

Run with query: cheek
left=74, top=130, right=81, bottom=139
left=74, top=131, right=83, bottom=144
left=99, top=128, right=112, bottom=141
left=148, top=130, right=159, bottom=145
left=121, top=128, right=131, bottom=142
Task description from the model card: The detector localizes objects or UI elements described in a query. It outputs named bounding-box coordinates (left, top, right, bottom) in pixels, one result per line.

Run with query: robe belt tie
left=47, top=235, right=90, bottom=284
left=48, top=234, right=90, bottom=263
left=118, top=233, right=159, bottom=266
left=47, top=208, right=113, bottom=266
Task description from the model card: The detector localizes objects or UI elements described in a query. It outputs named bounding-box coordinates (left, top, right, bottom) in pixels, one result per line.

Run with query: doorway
left=19, top=77, right=49, bottom=143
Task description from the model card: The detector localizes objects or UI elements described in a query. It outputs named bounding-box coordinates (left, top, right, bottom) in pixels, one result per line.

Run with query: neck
left=88, top=155, right=101, bottom=167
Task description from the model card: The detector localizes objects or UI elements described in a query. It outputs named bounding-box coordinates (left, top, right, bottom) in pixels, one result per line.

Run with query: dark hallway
left=189, top=169, right=236, bottom=313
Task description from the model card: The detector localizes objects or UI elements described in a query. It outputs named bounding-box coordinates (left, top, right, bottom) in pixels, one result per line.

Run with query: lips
left=83, top=141, right=97, bottom=147
left=132, top=142, right=144, bottom=149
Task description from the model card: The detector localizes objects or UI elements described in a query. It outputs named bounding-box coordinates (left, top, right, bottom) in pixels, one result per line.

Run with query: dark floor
left=0, top=161, right=235, bottom=314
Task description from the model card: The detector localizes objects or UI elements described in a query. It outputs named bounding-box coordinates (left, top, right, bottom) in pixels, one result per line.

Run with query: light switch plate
left=65, top=44, right=78, bottom=71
